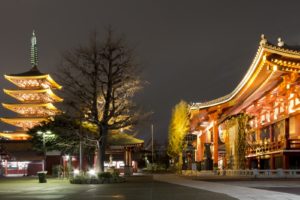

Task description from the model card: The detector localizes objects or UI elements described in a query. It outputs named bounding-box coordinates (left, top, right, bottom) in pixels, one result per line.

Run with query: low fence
left=182, top=169, right=300, bottom=178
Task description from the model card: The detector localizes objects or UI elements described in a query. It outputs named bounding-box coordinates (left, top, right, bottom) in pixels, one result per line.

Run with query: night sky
left=0, top=1, right=300, bottom=143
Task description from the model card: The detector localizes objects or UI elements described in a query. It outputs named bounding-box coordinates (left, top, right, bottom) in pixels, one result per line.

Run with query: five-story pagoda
left=0, top=31, right=62, bottom=140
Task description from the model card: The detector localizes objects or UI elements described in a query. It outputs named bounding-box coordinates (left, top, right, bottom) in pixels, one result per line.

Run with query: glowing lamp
left=74, top=169, right=80, bottom=175
left=88, top=169, right=96, bottom=176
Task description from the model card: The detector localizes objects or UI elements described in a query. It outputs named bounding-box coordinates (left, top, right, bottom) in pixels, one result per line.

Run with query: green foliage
left=223, top=113, right=251, bottom=169
left=98, top=172, right=112, bottom=179
left=167, top=100, right=190, bottom=171
left=111, top=171, right=120, bottom=178
left=70, top=171, right=125, bottom=184
left=70, top=175, right=99, bottom=184
left=27, top=114, right=95, bottom=155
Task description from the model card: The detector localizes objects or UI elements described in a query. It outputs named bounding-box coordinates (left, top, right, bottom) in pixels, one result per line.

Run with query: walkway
left=154, top=174, right=300, bottom=200
left=0, top=176, right=235, bottom=200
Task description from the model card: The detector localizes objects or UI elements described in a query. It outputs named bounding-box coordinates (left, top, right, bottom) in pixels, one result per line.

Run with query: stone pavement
left=0, top=176, right=236, bottom=200
left=154, top=174, right=300, bottom=200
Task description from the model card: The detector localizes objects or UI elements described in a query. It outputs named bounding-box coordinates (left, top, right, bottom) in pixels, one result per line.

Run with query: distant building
left=190, top=35, right=300, bottom=170
left=0, top=31, right=62, bottom=176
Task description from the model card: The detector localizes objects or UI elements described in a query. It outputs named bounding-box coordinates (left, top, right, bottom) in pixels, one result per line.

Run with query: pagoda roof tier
left=0, top=117, right=48, bottom=130
left=0, top=131, right=31, bottom=140
left=2, top=103, right=60, bottom=117
left=4, top=88, right=63, bottom=103
left=5, top=67, right=62, bottom=89
left=9, top=66, right=45, bottom=76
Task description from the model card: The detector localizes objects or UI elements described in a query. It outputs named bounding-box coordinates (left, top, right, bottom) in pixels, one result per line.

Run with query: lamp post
left=151, top=124, right=154, bottom=163
left=37, top=130, right=52, bottom=171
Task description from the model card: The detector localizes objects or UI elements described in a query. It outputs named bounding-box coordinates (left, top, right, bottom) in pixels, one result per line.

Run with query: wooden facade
left=190, top=35, right=300, bottom=170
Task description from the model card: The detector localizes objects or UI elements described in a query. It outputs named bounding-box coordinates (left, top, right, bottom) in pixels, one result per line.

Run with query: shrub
left=70, top=175, right=87, bottom=184
left=70, top=171, right=125, bottom=184
left=98, top=172, right=112, bottom=179
left=111, top=171, right=120, bottom=178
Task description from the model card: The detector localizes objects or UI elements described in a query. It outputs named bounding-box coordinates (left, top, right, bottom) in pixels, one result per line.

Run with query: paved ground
left=222, top=180, right=300, bottom=196
left=154, top=174, right=300, bottom=200
left=191, top=176, right=300, bottom=195
left=0, top=176, right=235, bottom=200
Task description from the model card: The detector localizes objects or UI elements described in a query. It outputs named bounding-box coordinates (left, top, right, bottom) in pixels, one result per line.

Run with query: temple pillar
left=270, top=154, right=275, bottom=170
left=213, top=121, right=219, bottom=168
left=128, top=148, right=132, bottom=166
left=285, top=118, right=290, bottom=149
left=124, top=147, right=133, bottom=176
left=269, top=125, right=274, bottom=142
left=5, top=160, right=7, bottom=176
left=124, top=148, right=129, bottom=166
left=283, top=154, right=289, bottom=169
left=93, top=151, right=99, bottom=171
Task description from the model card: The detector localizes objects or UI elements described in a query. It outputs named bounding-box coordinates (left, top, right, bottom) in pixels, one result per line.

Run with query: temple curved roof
left=9, top=66, right=46, bottom=77
left=108, top=133, right=144, bottom=147
left=190, top=38, right=300, bottom=112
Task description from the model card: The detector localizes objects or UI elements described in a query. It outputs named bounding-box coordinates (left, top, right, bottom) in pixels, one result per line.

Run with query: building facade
left=190, top=35, right=300, bottom=170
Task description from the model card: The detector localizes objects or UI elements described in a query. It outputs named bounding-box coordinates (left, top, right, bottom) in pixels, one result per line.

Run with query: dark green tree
left=28, top=114, right=95, bottom=155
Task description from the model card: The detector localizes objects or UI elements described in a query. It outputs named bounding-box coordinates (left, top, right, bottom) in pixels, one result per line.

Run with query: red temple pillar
left=213, top=121, right=219, bottom=168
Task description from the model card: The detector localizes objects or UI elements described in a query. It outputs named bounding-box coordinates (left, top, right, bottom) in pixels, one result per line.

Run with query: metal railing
left=182, top=169, right=300, bottom=178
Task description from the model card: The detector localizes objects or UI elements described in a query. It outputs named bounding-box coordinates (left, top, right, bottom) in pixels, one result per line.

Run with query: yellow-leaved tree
left=167, top=100, right=190, bottom=171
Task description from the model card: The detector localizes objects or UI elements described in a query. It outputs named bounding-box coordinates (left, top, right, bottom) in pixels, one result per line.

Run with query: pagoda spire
left=30, top=30, right=38, bottom=67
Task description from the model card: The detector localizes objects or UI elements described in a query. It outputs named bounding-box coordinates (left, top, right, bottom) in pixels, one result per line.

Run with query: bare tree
left=58, top=28, right=144, bottom=172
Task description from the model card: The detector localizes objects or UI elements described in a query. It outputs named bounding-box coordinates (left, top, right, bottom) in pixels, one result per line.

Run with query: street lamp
left=37, top=130, right=52, bottom=171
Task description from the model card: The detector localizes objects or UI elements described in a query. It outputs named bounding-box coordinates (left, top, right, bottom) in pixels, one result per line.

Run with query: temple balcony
left=247, top=138, right=300, bottom=156
left=248, top=141, right=284, bottom=156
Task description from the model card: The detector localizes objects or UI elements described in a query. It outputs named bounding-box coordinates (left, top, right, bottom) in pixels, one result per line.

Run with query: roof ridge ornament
left=277, top=37, right=284, bottom=47
left=30, top=30, right=38, bottom=67
left=260, top=34, right=267, bottom=45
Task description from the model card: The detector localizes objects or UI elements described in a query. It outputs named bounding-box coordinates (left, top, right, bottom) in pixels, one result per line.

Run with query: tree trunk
left=98, top=125, right=108, bottom=173
left=178, top=152, right=183, bottom=172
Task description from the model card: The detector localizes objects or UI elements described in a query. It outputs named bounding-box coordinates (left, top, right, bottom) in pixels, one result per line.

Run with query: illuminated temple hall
left=0, top=32, right=62, bottom=176
left=0, top=31, right=62, bottom=140
left=190, top=35, right=300, bottom=170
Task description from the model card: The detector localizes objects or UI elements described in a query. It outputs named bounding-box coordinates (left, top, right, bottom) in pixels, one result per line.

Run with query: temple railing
left=182, top=169, right=300, bottom=178
left=247, top=139, right=300, bottom=155
left=289, top=138, right=300, bottom=149
left=247, top=140, right=284, bottom=155
left=218, top=169, right=300, bottom=178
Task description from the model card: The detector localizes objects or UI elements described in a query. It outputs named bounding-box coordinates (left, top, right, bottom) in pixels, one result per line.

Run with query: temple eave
left=191, top=43, right=300, bottom=111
